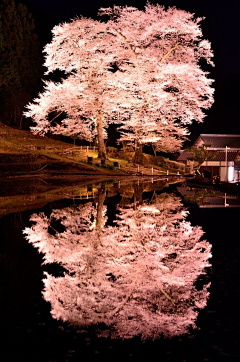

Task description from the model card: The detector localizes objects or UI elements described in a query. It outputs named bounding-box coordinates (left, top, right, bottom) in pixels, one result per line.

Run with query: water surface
left=0, top=179, right=239, bottom=361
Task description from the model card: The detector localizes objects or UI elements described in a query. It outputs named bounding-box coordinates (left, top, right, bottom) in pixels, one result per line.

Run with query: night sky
left=23, top=0, right=240, bottom=143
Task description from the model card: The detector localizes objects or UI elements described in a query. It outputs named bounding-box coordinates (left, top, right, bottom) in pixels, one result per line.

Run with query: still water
left=0, top=179, right=239, bottom=361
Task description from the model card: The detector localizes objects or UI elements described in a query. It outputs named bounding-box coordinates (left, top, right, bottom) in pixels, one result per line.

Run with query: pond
left=0, top=178, right=239, bottom=362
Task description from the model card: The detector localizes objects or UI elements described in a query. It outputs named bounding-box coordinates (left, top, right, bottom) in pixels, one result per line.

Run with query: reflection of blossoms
left=24, top=202, right=107, bottom=270
left=24, top=191, right=212, bottom=339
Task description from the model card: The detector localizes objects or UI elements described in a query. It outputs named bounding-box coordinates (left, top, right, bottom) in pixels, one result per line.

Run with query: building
left=178, top=134, right=240, bottom=182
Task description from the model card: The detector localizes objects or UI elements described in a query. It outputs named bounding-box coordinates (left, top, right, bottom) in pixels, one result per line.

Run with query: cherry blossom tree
left=24, top=18, right=130, bottom=159
left=98, top=4, right=214, bottom=163
left=24, top=4, right=214, bottom=162
left=23, top=185, right=212, bottom=339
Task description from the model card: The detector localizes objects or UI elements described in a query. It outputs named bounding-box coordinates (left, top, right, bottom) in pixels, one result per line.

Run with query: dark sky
left=23, top=0, right=240, bottom=142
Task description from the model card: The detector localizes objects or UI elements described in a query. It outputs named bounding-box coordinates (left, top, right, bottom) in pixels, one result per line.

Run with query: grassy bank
left=0, top=123, right=106, bottom=175
left=0, top=123, right=185, bottom=176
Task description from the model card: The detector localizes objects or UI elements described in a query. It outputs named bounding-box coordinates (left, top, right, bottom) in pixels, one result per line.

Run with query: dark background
left=20, top=0, right=240, bottom=143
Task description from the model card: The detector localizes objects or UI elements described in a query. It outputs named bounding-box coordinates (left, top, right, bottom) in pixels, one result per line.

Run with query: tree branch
left=159, top=42, right=180, bottom=65
left=110, top=290, right=135, bottom=316
left=159, top=285, right=176, bottom=305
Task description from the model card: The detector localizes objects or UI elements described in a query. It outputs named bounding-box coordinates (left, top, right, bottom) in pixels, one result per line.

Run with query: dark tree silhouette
left=0, top=0, right=42, bottom=128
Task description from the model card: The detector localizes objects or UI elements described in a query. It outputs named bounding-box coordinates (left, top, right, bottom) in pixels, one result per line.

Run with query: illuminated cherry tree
left=98, top=4, right=214, bottom=162
left=24, top=18, right=133, bottom=159
left=23, top=187, right=212, bottom=339
left=24, top=4, right=214, bottom=162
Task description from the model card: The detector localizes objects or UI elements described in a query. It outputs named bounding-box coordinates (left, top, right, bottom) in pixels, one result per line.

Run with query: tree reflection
left=23, top=184, right=212, bottom=339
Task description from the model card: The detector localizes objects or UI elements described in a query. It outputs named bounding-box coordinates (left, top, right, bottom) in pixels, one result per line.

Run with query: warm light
left=228, top=166, right=234, bottom=182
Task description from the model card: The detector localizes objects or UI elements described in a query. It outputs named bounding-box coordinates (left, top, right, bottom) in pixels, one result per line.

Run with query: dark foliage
left=0, top=0, right=42, bottom=128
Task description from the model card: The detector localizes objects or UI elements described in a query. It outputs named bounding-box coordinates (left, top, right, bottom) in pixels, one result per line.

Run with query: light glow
left=228, top=166, right=234, bottom=182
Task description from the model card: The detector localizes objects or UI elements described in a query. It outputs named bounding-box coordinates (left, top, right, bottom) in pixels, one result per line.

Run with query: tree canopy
left=25, top=4, right=214, bottom=160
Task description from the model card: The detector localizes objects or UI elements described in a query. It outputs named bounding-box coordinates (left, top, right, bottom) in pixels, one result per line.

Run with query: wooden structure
left=178, top=134, right=240, bottom=182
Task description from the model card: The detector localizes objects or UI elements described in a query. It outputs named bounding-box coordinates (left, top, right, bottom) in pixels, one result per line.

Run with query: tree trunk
left=97, top=113, right=106, bottom=159
left=133, top=183, right=144, bottom=205
left=152, top=144, right=157, bottom=157
left=96, top=185, right=106, bottom=231
left=133, top=140, right=144, bottom=165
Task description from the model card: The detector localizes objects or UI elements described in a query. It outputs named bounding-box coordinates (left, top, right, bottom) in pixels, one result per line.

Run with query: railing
left=25, top=144, right=184, bottom=175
